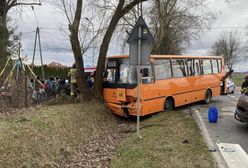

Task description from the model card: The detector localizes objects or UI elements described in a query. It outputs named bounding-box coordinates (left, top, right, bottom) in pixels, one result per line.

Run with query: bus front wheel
left=204, top=90, right=212, bottom=104
left=164, top=98, right=174, bottom=112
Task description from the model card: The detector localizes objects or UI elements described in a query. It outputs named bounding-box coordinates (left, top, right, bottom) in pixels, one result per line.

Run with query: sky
left=12, top=0, right=248, bottom=72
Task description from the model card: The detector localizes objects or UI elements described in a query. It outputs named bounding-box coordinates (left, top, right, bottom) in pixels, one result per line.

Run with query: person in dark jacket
left=87, top=72, right=94, bottom=89
left=241, top=74, right=248, bottom=94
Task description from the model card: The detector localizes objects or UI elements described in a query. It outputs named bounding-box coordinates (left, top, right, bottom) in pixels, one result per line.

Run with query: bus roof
left=107, top=55, right=222, bottom=59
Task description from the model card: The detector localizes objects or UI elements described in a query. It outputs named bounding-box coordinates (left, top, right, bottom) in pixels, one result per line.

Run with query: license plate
left=117, top=89, right=126, bottom=101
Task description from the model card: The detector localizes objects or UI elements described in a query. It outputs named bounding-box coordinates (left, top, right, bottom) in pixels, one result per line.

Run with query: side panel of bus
left=103, top=56, right=226, bottom=117
left=141, top=57, right=224, bottom=116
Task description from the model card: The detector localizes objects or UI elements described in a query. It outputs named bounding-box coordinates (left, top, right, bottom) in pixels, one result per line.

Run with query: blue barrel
left=208, top=106, right=218, bottom=123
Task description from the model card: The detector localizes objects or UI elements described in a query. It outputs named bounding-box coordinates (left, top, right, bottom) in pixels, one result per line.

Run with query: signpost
left=127, top=16, right=154, bottom=137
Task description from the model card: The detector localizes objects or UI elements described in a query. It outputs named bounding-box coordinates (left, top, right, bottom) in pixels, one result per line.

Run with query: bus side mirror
left=142, top=68, right=149, bottom=77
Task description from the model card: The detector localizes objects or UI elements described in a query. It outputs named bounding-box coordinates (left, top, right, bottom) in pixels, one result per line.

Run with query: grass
left=110, top=111, right=215, bottom=168
left=232, top=74, right=244, bottom=87
left=0, top=101, right=116, bottom=167
left=0, top=101, right=215, bottom=168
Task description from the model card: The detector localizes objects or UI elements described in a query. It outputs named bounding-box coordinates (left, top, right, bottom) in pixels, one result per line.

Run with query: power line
left=188, top=26, right=248, bottom=30
left=206, top=26, right=248, bottom=29
left=21, top=31, right=36, bottom=35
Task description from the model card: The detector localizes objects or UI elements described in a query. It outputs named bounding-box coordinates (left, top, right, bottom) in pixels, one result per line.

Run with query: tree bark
left=94, top=0, right=147, bottom=99
left=0, top=1, right=8, bottom=69
left=93, top=1, right=125, bottom=99
left=69, top=0, right=91, bottom=101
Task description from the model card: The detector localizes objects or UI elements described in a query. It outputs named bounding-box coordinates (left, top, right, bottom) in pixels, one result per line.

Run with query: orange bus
left=103, top=55, right=226, bottom=117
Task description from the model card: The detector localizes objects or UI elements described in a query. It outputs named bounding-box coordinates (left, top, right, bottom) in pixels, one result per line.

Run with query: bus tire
left=164, top=98, right=174, bottom=112
left=204, top=89, right=212, bottom=104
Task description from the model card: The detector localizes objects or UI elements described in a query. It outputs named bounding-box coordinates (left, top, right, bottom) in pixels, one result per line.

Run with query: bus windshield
left=106, top=58, right=137, bottom=84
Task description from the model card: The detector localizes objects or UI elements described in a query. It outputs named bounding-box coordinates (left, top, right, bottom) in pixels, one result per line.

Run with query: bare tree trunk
left=0, top=4, right=8, bottom=69
left=94, top=1, right=125, bottom=99
left=94, top=0, right=147, bottom=99
left=69, top=0, right=91, bottom=101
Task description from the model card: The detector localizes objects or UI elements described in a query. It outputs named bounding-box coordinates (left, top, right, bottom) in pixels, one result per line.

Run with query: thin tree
left=61, top=0, right=93, bottom=101
left=54, top=0, right=106, bottom=101
left=0, top=0, right=41, bottom=68
left=211, top=31, right=246, bottom=71
left=150, top=0, right=214, bottom=54
left=94, top=0, right=147, bottom=99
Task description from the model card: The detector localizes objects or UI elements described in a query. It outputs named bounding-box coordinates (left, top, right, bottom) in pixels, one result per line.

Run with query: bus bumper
left=106, top=102, right=139, bottom=117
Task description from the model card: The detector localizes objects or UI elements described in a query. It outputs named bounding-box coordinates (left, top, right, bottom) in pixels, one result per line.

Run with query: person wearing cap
left=241, top=74, right=248, bottom=94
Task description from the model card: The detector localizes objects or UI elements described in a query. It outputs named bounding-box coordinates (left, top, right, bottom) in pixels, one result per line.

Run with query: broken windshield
left=106, top=58, right=137, bottom=84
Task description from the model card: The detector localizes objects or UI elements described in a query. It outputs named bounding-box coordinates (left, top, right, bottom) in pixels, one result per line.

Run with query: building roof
left=47, top=61, right=66, bottom=68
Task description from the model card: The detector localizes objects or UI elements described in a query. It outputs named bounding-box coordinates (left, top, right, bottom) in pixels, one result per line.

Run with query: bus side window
left=193, top=59, right=201, bottom=75
left=154, top=59, right=172, bottom=80
left=217, top=59, right=222, bottom=72
left=187, top=59, right=194, bottom=76
left=212, top=59, right=219, bottom=74
left=142, top=66, right=154, bottom=84
left=172, top=59, right=188, bottom=78
left=202, top=59, right=212, bottom=75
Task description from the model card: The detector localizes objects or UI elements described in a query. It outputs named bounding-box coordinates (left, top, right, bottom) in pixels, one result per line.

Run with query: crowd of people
left=30, top=76, right=64, bottom=102
left=30, top=67, right=96, bottom=102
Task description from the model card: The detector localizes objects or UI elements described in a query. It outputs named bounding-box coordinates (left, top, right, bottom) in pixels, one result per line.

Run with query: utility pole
left=140, top=2, right=143, bottom=16
left=136, top=2, right=143, bottom=138
left=16, top=42, right=22, bottom=108
left=24, top=65, right=28, bottom=108
left=37, top=28, right=45, bottom=80
left=32, top=27, right=45, bottom=80
left=31, top=6, right=45, bottom=80
left=137, top=25, right=142, bottom=138
left=128, top=3, right=154, bottom=138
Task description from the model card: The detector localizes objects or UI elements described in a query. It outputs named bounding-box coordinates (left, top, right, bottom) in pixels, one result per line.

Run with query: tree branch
left=122, top=0, right=148, bottom=14
left=72, top=0, right=82, bottom=29
left=7, top=1, right=41, bottom=11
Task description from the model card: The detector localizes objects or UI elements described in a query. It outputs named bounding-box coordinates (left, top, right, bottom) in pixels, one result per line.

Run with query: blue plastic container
left=208, top=106, right=218, bottom=123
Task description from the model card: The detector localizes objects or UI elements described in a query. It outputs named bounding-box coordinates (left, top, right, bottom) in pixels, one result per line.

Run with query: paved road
left=191, top=89, right=248, bottom=153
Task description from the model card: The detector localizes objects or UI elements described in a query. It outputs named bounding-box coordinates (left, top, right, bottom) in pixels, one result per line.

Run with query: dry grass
left=0, top=102, right=214, bottom=168
left=110, top=111, right=215, bottom=168
left=0, top=101, right=116, bottom=167
left=232, top=74, right=244, bottom=87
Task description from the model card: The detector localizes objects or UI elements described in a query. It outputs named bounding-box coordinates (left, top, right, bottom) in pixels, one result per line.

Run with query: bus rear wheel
left=204, top=90, right=212, bottom=104
left=164, top=98, right=174, bottom=112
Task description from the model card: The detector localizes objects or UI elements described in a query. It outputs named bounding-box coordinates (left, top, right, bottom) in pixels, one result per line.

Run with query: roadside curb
left=191, top=108, right=228, bottom=168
